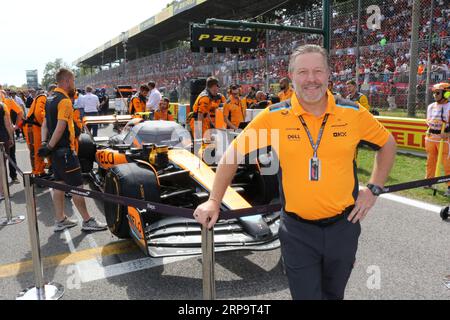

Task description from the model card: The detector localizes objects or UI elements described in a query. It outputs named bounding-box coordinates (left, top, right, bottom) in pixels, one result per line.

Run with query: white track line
left=358, top=185, right=444, bottom=213
left=78, top=256, right=195, bottom=283
left=380, top=193, right=442, bottom=213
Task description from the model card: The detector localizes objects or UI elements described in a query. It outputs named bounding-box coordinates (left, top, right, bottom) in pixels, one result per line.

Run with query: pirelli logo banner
left=191, top=26, right=258, bottom=50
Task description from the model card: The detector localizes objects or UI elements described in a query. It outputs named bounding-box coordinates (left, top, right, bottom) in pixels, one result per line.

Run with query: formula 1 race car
left=78, top=115, right=280, bottom=257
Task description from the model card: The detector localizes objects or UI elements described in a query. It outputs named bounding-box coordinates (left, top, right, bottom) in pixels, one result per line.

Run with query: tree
left=41, top=58, right=72, bottom=90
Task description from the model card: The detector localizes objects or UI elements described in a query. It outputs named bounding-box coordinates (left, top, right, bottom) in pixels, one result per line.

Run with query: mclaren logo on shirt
left=333, top=132, right=347, bottom=137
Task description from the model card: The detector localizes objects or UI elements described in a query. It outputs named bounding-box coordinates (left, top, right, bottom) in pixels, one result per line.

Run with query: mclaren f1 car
left=78, top=115, right=280, bottom=257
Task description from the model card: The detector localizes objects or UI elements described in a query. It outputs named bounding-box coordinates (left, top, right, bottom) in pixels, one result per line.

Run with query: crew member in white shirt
left=80, top=86, right=100, bottom=136
left=146, top=81, right=161, bottom=119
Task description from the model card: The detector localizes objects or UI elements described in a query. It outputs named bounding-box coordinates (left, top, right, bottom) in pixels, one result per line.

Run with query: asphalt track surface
left=0, top=124, right=450, bottom=300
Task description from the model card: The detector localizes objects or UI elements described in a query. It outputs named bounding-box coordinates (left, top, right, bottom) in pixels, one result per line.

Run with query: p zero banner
left=191, top=26, right=258, bottom=51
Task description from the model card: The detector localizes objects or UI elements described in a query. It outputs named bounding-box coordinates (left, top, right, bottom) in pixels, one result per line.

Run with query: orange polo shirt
left=232, top=92, right=390, bottom=220
left=154, top=109, right=174, bottom=121
left=53, top=88, right=76, bottom=151
left=223, top=95, right=246, bottom=128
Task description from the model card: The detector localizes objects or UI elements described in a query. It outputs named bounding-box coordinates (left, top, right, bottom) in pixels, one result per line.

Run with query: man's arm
left=41, top=118, right=48, bottom=142
left=348, top=134, right=396, bottom=223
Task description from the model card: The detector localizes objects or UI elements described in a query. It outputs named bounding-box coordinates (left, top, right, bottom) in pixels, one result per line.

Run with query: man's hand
left=38, top=143, right=53, bottom=158
left=347, top=188, right=378, bottom=224
left=193, top=199, right=220, bottom=229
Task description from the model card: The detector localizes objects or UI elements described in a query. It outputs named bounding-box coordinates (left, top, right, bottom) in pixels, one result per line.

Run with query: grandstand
left=75, top=0, right=450, bottom=110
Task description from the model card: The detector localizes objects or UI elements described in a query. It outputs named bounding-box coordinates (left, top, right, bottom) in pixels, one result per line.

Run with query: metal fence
left=76, top=0, right=450, bottom=112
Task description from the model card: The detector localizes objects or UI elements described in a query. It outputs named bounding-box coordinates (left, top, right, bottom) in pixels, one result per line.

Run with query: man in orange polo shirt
left=190, top=77, right=221, bottom=139
left=154, top=97, right=174, bottom=121
left=193, top=45, right=397, bottom=300
left=128, top=84, right=149, bottom=116
left=223, top=84, right=246, bottom=130
left=39, top=68, right=107, bottom=233
left=278, top=77, right=294, bottom=102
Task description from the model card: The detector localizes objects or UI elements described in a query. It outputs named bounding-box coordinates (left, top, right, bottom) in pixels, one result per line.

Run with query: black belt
left=284, top=205, right=354, bottom=227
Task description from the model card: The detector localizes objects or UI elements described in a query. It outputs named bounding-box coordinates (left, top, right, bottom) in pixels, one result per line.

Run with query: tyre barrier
left=1, top=142, right=450, bottom=300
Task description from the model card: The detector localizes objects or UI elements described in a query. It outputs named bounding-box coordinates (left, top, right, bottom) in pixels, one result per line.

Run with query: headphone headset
left=444, top=91, right=450, bottom=100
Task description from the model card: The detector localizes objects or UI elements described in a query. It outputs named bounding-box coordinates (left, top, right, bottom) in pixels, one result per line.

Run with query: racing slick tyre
left=78, top=133, right=96, bottom=173
left=440, top=206, right=449, bottom=221
left=104, top=163, right=160, bottom=238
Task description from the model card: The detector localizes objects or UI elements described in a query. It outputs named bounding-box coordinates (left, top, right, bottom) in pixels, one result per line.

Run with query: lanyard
left=298, top=114, right=329, bottom=159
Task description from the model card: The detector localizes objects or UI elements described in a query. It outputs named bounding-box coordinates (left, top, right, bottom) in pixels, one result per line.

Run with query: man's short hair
left=162, top=96, right=170, bottom=103
left=140, top=84, right=150, bottom=92
left=288, top=45, right=329, bottom=74
left=346, top=80, right=357, bottom=86
left=206, top=77, right=219, bottom=89
left=55, top=68, right=74, bottom=84
left=85, top=86, right=93, bottom=93
left=148, top=81, right=156, bottom=89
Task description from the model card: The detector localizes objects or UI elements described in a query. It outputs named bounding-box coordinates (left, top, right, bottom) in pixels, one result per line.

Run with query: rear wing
left=82, top=114, right=133, bottom=126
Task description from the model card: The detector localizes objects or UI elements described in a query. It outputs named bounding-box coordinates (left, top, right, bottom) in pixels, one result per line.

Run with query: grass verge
left=357, top=147, right=449, bottom=206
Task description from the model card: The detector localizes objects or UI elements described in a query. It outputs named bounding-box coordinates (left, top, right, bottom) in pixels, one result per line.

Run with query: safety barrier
left=0, top=143, right=25, bottom=226
left=16, top=172, right=65, bottom=300
left=2, top=143, right=450, bottom=300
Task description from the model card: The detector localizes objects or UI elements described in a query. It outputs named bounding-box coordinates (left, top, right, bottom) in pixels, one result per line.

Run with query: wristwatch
left=367, top=184, right=383, bottom=196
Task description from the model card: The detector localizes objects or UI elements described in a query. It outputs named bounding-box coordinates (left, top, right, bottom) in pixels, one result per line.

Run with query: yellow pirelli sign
left=376, top=116, right=427, bottom=153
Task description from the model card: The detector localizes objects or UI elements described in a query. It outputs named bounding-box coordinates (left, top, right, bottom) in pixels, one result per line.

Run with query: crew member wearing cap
left=154, top=97, right=174, bottom=121
left=223, top=84, right=246, bottom=130
left=278, top=77, right=294, bottom=102
left=24, top=85, right=55, bottom=177
left=425, top=82, right=450, bottom=195
left=193, top=45, right=396, bottom=300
